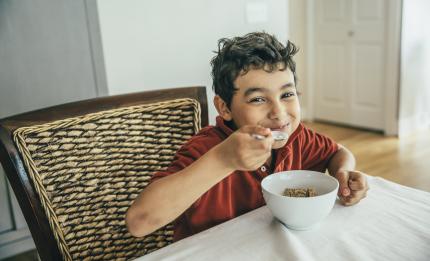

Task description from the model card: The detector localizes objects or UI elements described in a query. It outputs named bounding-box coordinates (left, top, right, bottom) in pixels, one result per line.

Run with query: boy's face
left=220, top=66, right=300, bottom=149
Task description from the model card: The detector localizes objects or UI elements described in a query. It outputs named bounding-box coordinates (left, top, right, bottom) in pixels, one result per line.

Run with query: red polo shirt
left=152, top=116, right=339, bottom=241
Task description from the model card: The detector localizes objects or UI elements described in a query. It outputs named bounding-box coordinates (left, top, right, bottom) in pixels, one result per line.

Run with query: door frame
left=84, top=0, right=109, bottom=97
left=305, top=0, right=402, bottom=136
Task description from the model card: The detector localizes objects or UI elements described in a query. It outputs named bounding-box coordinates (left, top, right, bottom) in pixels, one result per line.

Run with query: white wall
left=288, top=0, right=308, bottom=119
left=97, top=0, right=289, bottom=125
left=398, top=0, right=430, bottom=136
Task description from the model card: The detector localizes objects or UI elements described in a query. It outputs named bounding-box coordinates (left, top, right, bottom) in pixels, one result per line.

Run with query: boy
left=126, top=32, right=368, bottom=241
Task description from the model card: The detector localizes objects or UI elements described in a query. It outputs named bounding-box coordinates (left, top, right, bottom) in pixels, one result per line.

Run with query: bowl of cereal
left=261, top=170, right=339, bottom=230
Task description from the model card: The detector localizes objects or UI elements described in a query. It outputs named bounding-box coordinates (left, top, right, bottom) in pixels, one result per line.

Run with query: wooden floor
left=304, top=121, right=430, bottom=192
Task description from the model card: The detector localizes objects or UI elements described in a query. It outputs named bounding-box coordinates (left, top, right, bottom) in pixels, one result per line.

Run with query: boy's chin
left=272, top=140, right=288, bottom=149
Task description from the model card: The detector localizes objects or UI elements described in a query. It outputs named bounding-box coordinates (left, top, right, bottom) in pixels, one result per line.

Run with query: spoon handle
left=252, top=134, right=265, bottom=140
left=252, top=131, right=288, bottom=141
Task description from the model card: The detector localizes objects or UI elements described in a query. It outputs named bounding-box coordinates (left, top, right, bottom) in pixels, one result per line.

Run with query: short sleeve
left=300, top=126, right=339, bottom=172
left=150, top=132, right=222, bottom=183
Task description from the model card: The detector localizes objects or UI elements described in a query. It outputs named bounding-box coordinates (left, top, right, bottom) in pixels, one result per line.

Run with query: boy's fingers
left=246, top=127, right=274, bottom=144
left=342, top=198, right=356, bottom=206
left=243, top=125, right=271, bottom=137
left=348, top=171, right=368, bottom=191
left=349, top=171, right=365, bottom=181
left=235, top=126, right=273, bottom=152
left=339, top=192, right=356, bottom=206
left=348, top=179, right=366, bottom=191
left=335, top=171, right=351, bottom=197
left=340, top=189, right=367, bottom=206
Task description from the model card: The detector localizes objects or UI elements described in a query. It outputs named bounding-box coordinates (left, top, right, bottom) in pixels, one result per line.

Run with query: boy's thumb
left=244, top=125, right=270, bottom=136
left=335, top=171, right=350, bottom=197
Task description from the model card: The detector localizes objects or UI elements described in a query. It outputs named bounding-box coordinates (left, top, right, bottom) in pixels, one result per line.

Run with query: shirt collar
left=215, top=116, right=235, bottom=136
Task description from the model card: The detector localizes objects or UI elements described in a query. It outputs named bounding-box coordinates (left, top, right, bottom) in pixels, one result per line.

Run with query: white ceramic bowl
left=261, top=170, right=339, bottom=230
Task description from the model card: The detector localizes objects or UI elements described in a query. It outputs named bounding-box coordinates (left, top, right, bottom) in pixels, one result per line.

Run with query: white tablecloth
left=137, top=176, right=430, bottom=261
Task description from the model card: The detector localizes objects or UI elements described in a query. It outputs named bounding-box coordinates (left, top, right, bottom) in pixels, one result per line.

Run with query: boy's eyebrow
left=244, top=87, right=265, bottom=97
left=244, top=82, right=295, bottom=97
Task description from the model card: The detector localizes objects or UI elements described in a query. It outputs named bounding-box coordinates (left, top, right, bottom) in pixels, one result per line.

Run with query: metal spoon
left=252, top=130, right=289, bottom=141
left=271, top=130, right=289, bottom=141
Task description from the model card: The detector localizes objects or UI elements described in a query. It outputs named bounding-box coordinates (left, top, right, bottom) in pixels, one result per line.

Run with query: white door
left=314, top=0, right=387, bottom=130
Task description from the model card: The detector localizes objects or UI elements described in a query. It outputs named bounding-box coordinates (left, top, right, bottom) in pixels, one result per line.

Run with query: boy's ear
left=214, top=95, right=233, bottom=121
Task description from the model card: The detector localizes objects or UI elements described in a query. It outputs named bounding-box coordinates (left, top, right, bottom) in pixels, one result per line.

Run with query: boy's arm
left=327, top=144, right=368, bottom=206
left=126, top=145, right=233, bottom=237
left=126, top=125, right=273, bottom=237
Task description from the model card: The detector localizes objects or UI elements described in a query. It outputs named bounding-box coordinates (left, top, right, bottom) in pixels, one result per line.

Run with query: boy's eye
left=248, top=97, right=266, bottom=103
left=282, top=92, right=296, bottom=99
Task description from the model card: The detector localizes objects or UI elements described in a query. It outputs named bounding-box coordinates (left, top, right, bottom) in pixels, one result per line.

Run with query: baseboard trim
left=0, top=236, right=35, bottom=260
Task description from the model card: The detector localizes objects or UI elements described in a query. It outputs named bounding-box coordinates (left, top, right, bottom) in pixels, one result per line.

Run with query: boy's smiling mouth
left=268, top=123, right=289, bottom=132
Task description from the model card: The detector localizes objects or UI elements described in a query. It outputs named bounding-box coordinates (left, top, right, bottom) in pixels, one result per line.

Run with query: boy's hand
left=335, top=170, right=368, bottom=206
left=215, top=125, right=274, bottom=171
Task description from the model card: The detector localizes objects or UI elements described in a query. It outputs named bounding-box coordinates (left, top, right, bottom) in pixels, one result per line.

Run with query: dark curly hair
left=210, top=32, right=299, bottom=108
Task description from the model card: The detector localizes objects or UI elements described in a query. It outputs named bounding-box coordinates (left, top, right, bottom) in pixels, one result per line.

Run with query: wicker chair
left=0, top=86, right=208, bottom=261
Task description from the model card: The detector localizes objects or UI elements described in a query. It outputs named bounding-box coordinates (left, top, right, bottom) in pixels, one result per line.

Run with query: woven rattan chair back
left=0, top=87, right=208, bottom=261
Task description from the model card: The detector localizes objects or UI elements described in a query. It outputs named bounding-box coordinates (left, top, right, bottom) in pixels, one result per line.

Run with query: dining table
left=136, top=175, right=430, bottom=261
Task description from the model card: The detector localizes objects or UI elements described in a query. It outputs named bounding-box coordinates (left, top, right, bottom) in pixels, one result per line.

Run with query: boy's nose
left=268, top=102, right=286, bottom=121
